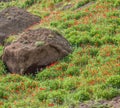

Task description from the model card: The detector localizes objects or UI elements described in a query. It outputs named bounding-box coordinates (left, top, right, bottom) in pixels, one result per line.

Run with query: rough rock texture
left=78, top=96, right=120, bottom=108
left=61, top=3, right=73, bottom=10
left=2, top=28, right=72, bottom=74
left=0, top=7, right=40, bottom=44
left=0, top=0, right=11, bottom=2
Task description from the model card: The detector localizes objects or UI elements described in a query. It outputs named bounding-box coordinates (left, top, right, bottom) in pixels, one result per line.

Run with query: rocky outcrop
left=2, top=28, right=72, bottom=74
left=0, top=7, right=40, bottom=44
left=0, top=0, right=11, bottom=2
left=79, top=96, right=120, bottom=108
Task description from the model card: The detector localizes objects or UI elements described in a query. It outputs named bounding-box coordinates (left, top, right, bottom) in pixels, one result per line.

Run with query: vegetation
left=0, top=0, right=120, bottom=107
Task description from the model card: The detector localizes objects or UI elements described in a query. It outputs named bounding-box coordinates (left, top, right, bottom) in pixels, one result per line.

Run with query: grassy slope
left=0, top=0, right=120, bottom=107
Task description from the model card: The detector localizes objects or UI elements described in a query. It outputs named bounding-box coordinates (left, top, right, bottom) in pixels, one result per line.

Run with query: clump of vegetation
left=0, top=46, right=6, bottom=75
left=22, top=0, right=41, bottom=8
left=0, top=60, right=6, bottom=75
left=73, top=90, right=90, bottom=102
left=4, top=35, right=17, bottom=45
left=35, top=41, right=45, bottom=47
left=106, top=75, right=120, bottom=89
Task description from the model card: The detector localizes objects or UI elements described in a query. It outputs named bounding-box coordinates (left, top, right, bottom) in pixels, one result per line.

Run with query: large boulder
left=2, top=28, right=72, bottom=74
left=0, top=7, right=40, bottom=44
left=0, top=0, right=11, bottom=2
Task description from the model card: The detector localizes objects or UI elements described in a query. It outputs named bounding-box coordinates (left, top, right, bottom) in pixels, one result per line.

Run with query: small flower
left=88, top=80, right=96, bottom=85
left=40, top=88, right=46, bottom=91
left=48, top=103, right=54, bottom=107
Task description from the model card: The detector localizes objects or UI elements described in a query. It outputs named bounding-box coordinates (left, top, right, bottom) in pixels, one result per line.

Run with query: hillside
left=0, top=0, right=120, bottom=108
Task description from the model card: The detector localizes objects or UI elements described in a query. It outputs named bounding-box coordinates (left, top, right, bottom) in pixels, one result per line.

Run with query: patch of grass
left=106, top=75, right=120, bottom=89
left=0, top=0, right=120, bottom=107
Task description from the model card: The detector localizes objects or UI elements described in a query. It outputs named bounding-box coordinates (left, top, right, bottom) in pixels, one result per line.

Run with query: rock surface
left=61, top=3, right=73, bottom=10
left=0, top=0, right=11, bottom=2
left=2, top=28, right=72, bottom=74
left=79, top=96, right=120, bottom=108
left=0, top=7, right=40, bottom=44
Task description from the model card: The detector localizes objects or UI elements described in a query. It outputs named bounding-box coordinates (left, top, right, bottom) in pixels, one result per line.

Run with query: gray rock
left=2, top=28, right=72, bottom=74
left=0, top=7, right=40, bottom=44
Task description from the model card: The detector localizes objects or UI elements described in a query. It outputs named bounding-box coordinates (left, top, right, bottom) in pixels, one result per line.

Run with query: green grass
left=0, top=0, right=120, bottom=107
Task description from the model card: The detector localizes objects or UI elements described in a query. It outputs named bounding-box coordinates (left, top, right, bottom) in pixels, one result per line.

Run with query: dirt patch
left=0, top=6, right=40, bottom=44
left=79, top=96, right=120, bottom=108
